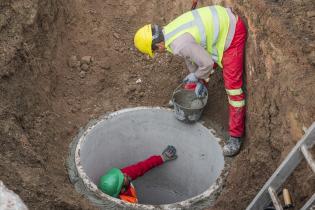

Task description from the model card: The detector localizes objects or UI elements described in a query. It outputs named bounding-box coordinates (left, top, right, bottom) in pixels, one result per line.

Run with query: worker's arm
left=184, top=58, right=198, bottom=73
left=120, top=155, right=164, bottom=181
left=170, top=33, right=214, bottom=80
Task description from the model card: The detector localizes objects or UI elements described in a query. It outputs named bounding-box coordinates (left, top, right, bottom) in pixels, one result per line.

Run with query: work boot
left=223, top=136, right=242, bottom=157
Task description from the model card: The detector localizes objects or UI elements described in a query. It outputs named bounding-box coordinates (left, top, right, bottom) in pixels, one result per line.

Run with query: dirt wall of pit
left=0, top=0, right=96, bottom=209
left=207, top=1, right=315, bottom=209
left=0, top=0, right=314, bottom=209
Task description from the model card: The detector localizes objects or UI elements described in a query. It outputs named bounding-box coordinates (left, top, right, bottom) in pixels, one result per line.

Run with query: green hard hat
left=98, top=168, right=124, bottom=198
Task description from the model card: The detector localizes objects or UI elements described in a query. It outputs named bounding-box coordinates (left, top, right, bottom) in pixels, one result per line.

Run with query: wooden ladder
left=246, top=122, right=315, bottom=210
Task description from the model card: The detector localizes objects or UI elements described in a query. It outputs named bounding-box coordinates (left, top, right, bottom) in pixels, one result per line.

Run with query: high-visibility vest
left=163, top=5, right=230, bottom=67
left=119, top=183, right=138, bottom=203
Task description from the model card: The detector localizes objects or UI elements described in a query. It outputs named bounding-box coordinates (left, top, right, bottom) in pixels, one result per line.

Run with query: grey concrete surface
left=78, top=107, right=224, bottom=206
left=0, top=181, right=28, bottom=210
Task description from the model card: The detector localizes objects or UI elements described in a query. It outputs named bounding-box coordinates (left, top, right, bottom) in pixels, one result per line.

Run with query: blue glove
left=195, top=82, right=208, bottom=98
left=183, top=73, right=198, bottom=83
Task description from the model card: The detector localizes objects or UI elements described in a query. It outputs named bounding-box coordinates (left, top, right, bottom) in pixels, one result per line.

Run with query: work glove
left=183, top=73, right=198, bottom=83
left=195, top=82, right=208, bottom=98
left=161, top=145, right=177, bottom=162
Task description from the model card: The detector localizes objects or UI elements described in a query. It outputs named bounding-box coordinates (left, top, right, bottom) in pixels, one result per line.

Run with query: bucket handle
left=172, top=82, right=208, bottom=102
left=172, top=83, right=185, bottom=97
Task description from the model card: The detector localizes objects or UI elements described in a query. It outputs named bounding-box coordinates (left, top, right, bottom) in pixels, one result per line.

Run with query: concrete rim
left=74, top=107, right=223, bottom=209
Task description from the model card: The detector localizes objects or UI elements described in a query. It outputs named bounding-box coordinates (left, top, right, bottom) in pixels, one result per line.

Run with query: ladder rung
left=300, top=193, right=315, bottom=210
left=246, top=122, right=315, bottom=210
left=301, top=145, right=315, bottom=173
left=268, top=187, right=283, bottom=210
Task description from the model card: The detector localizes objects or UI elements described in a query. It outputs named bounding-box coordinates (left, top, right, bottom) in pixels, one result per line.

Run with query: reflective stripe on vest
left=228, top=98, right=245, bottom=108
left=163, top=11, right=206, bottom=48
left=163, top=6, right=230, bottom=67
left=226, top=88, right=243, bottom=96
left=209, top=6, right=219, bottom=62
left=192, top=10, right=206, bottom=48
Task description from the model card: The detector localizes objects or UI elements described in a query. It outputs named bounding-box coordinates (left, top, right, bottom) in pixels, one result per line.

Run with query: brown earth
left=0, top=0, right=314, bottom=210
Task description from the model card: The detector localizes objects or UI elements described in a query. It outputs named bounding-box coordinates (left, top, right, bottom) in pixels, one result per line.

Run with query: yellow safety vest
left=163, top=5, right=230, bottom=67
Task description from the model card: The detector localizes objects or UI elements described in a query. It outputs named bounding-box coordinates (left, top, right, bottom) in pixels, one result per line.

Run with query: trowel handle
left=283, top=189, right=293, bottom=209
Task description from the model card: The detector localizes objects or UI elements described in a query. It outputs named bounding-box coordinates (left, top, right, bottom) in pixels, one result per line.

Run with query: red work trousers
left=222, top=17, right=247, bottom=137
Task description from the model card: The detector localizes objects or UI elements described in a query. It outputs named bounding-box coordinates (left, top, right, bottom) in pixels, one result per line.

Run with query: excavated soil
left=0, top=0, right=314, bottom=209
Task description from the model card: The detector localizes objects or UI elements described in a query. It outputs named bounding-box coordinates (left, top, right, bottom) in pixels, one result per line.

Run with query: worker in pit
left=98, top=145, right=177, bottom=203
left=133, top=5, right=247, bottom=157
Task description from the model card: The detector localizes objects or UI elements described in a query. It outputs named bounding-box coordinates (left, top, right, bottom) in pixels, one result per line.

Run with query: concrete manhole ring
left=67, top=107, right=225, bottom=209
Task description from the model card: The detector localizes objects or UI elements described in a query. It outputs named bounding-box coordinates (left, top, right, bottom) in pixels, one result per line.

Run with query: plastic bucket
left=172, top=84, right=208, bottom=123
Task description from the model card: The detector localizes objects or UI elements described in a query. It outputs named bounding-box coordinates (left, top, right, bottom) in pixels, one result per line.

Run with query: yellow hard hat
left=134, top=24, right=154, bottom=58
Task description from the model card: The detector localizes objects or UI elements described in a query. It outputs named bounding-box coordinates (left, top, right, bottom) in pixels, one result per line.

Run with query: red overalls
left=222, top=17, right=247, bottom=137
left=185, top=17, right=247, bottom=137
left=119, top=155, right=164, bottom=203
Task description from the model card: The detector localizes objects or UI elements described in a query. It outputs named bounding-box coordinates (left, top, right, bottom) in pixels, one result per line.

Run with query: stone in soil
left=81, top=56, right=93, bottom=65
left=68, top=55, right=80, bottom=68
left=80, top=63, right=89, bottom=71
left=79, top=71, right=86, bottom=78
left=113, top=32, right=120, bottom=39
left=306, top=11, right=315, bottom=18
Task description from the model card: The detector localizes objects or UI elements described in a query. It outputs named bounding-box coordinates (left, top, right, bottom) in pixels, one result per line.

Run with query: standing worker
left=98, top=146, right=177, bottom=203
left=134, top=5, right=247, bottom=157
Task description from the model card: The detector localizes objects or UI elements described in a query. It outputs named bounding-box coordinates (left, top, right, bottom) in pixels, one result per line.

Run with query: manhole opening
left=71, top=107, right=225, bottom=209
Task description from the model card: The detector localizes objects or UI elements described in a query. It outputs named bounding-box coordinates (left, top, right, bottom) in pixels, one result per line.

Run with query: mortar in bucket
left=172, top=84, right=208, bottom=123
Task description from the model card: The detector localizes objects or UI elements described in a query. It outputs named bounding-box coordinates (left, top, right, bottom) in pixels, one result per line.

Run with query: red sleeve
left=120, top=155, right=164, bottom=180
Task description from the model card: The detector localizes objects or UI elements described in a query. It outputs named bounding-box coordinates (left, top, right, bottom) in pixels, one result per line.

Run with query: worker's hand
left=183, top=73, right=198, bottom=83
left=161, top=145, right=177, bottom=162
left=195, top=82, right=208, bottom=98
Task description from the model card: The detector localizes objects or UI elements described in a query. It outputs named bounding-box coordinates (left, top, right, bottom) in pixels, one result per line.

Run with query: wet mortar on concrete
left=173, top=89, right=207, bottom=109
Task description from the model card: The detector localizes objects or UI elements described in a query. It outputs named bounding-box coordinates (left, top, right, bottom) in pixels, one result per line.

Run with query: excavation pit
left=70, top=107, right=225, bottom=209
